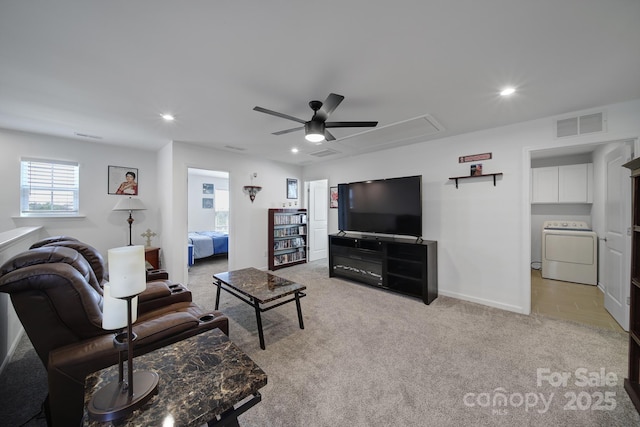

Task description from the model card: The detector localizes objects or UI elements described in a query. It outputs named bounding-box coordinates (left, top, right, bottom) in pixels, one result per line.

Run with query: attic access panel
left=333, top=114, right=443, bottom=151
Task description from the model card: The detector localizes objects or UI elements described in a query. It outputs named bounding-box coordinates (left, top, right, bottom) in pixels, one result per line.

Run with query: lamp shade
left=113, top=197, right=146, bottom=211
left=102, top=284, right=138, bottom=330
left=108, top=246, right=147, bottom=298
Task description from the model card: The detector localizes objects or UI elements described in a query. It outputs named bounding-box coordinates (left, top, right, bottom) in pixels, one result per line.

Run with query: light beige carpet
left=188, top=258, right=640, bottom=427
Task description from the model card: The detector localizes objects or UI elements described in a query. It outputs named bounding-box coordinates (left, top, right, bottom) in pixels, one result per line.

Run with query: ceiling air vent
left=555, top=111, right=605, bottom=138
left=224, top=145, right=246, bottom=151
left=335, top=114, right=443, bottom=151
left=309, top=148, right=339, bottom=157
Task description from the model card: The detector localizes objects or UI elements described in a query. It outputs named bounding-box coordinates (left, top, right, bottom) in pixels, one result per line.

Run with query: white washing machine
left=541, top=220, right=598, bottom=285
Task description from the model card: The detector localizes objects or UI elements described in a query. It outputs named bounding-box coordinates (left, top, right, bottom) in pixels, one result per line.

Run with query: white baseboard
left=438, top=290, right=528, bottom=315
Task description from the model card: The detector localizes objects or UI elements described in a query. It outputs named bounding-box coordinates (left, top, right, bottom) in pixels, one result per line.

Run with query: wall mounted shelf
left=449, top=173, right=503, bottom=188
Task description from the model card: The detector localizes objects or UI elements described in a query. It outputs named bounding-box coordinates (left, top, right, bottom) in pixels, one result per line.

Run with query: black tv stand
left=328, top=233, right=437, bottom=304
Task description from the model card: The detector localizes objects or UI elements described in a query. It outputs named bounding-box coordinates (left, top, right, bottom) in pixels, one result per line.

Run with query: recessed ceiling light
left=291, top=147, right=299, bottom=154
left=161, top=113, right=175, bottom=121
left=500, top=87, right=516, bottom=96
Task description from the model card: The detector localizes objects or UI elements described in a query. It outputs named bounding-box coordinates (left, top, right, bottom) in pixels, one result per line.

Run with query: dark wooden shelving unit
left=449, top=172, right=503, bottom=188
left=268, top=208, right=307, bottom=271
left=623, top=157, right=640, bottom=414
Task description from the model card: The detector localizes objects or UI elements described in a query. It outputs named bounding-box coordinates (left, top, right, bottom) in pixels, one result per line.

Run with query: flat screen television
left=337, top=175, right=422, bottom=237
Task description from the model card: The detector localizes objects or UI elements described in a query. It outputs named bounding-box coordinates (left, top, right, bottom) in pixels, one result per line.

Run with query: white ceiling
left=1, top=1, right=639, bottom=165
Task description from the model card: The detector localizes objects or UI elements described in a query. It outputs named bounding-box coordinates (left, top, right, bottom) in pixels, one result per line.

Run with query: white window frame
left=214, top=188, right=229, bottom=233
left=20, top=158, right=79, bottom=216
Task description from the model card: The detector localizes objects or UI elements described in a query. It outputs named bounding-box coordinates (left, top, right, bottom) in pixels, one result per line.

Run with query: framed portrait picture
left=202, top=183, right=214, bottom=194
left=287, top=178, right=298, bottom=199
left=330, top=187, right=338, bottom=208
left=108, top=166, right=139, bottom=195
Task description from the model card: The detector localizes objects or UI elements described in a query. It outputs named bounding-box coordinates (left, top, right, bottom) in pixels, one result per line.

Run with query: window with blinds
left=20, top=158, right=79, bottom=215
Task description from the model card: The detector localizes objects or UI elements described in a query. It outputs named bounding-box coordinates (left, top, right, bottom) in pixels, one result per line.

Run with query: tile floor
left=531, top=269, right=626, bottom=333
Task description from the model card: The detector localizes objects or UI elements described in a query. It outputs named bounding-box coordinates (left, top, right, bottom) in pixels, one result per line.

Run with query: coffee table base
left=214, top=280, right=306, bottom=350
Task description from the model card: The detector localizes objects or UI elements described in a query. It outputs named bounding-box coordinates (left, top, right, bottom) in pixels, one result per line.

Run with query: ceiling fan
left=253, top=93, right=378, bottom=143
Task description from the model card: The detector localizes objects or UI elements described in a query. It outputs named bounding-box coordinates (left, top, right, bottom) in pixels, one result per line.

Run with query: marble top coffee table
left=83, top=328, right=267, bottom=426
left=213, top=267, right=306, bottom=350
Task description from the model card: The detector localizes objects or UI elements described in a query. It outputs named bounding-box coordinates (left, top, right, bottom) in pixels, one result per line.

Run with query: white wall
left=0, top=129, right=160, bottom=254
left=303, top=99, right=640, bottom=314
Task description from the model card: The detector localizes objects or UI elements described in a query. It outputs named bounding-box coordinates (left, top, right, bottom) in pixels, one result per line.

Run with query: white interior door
left=308, top=179, right=328, bottom=261
left=604, top=143, right=632, bottom=330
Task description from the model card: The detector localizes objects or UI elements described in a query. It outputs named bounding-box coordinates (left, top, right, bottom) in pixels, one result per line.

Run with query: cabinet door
left=558, top=164, right=590, bottom=203
left=531, top=166, right=558, bottom=203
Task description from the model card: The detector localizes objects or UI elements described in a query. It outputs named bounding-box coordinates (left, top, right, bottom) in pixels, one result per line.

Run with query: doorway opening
left=187, top=168, right=230, bottom=275
left=528, top=139, right=634, bottom=331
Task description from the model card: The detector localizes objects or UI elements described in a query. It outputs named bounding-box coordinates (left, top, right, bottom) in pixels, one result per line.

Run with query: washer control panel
left=543, top=220, right=591, bottom=230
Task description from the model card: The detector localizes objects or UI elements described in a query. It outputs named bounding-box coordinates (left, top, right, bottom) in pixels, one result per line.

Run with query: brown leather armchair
left=30, top=237, right=192, bottom=313
left=0, top=246, right=228, bottom=427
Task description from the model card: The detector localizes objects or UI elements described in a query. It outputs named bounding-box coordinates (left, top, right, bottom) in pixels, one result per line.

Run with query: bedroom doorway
left=187, top=168, right=230, bottom=274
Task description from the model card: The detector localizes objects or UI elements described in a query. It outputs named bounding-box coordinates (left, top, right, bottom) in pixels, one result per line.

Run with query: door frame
left=186, top=167, right=231, bottom=268
left=304, top=178, right=329, bottom=262
left=524, top=138, right=636, bottom=317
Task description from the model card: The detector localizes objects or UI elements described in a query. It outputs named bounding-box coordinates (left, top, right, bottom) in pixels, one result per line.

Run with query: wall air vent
left=309, top=148, right=339, bottom=157
left=555, top=111, right=605, bottom=138
left=334, top=114, right=444, bottom=151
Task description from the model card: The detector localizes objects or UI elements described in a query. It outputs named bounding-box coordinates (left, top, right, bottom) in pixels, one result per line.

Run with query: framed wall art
left=202, top=198, right=214, bottom=209
left=108, top=166, right=139, bottom=195
left=330, top=186, right=338, bottom=208
left=202, top=183, right=214, bottom=194
left=287, top=178, right=298, bottom=199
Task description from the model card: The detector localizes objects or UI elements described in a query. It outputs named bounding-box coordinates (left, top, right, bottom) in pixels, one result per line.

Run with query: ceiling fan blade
left=316, top=93, right=344, bottom=121
left=324, top=129, right=336, bottom=141
left=253, top=106, right=306, bottom=124
left=273, top=126, right=304, bottom=136
left=325, top=121, right=378, bottom=128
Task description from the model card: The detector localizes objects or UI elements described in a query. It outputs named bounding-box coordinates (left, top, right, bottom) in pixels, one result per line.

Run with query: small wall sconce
left=243, top=172, right=262, bottom=203
left=243, top=185, right=262, bottom=202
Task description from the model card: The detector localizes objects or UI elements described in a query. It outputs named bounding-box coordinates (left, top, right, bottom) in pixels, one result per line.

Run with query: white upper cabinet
left=531, top=163, right=593, bottom=204
left=531, top=166, right=559, bottom=203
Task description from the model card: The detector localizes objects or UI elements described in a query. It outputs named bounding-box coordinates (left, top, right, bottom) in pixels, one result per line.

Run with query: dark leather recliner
left=0, top=245, right=228, bottom=427
left=30, top=237, right=192, bottom=313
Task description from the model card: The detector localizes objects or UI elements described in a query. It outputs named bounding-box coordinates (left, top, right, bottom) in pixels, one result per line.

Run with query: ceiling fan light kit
left=304, top=121, right=325, bottom=143
left=254, top=93, right=378, bottom=144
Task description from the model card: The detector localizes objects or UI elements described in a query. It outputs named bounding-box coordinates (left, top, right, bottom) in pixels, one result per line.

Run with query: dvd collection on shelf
left=273, top=225, right=306, bottom=238
left=273, top=248, right=306, bottom=266
left=274, top=213, right=307, bottom=225
left=274, top=236, right=306, bottom=251
left=269, top=208, right=308, bottom=270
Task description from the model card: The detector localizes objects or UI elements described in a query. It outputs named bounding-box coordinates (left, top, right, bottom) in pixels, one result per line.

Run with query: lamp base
left=88, top=370, right=159, bottom=422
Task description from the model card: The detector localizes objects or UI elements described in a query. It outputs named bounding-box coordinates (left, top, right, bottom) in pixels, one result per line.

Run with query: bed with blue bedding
left=188, top=231, right=229, bottom=259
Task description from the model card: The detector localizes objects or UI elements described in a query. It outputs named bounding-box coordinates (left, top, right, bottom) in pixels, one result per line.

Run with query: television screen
left=338, top=175, right=422, bottom=237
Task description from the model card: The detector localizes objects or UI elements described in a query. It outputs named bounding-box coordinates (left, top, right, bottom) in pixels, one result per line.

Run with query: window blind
left=20, top=158, right=79, bottom=214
